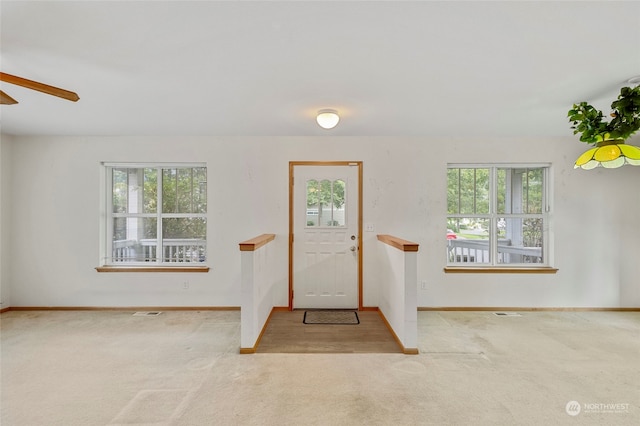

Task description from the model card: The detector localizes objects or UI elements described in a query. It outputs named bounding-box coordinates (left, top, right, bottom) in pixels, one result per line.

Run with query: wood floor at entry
left=256, top=310, right=402, bottom=354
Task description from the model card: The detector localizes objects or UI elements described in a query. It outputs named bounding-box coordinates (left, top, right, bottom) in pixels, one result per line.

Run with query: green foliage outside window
left=110, top=165, right=207, bottom=256
left=306, top=179, right=346, bottom=227
left=307, top=179, right=345, bottom=209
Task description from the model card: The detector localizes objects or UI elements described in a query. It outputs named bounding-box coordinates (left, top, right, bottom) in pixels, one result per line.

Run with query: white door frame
left=288, top=161, right=363, bottom=310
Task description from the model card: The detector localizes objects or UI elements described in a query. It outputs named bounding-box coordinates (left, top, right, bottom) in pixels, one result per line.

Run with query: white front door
left=292, top=164, right=360, bottom=309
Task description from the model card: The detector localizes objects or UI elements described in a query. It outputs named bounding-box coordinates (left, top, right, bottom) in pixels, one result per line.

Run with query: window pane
left=142, top=168, right=157, bottom=213
left=446, top=169, right=460, bottom=214
left=497, top=217, right=543, bottom=264
left=163, top=167, right=207, bottom=214
left=497, top=168, right=544, bottom=214
left=446, top=217, right=490, bottom=264
left=447, top=168, right=489, bottom=215
left=162, top=218, right=207, bottom=262
left=523, top=168, right=543, bottom=214
left=112, top=169, right=128, bottom=213
left=496, top=168, right=506, bottom=214
left=111, top=217, right=157, bottom=262
left=112, top=168, right=157, bottom=214
left=474, top=169, right=490, bottom=214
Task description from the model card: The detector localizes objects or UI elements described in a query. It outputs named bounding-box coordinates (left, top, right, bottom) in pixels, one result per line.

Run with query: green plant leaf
left=568, top=85, right=640, bottom=144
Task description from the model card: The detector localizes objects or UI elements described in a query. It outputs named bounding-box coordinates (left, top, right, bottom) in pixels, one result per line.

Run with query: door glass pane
left=328, top=179, right=346, bottom=227
left=318, top=179, right=332, bottom=226
left=306, top=179, right=319, bottom=226
left=497, top=217, right=543, bottom=264
left=306, top=178, right=347, bottom=227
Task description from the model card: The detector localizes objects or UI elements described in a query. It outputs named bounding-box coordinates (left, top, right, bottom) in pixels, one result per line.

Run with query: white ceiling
left=1, top=1, right=639, bottom=137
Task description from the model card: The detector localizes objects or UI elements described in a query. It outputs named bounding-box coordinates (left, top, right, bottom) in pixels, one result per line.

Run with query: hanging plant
left=568, top=85, right=640, bottom=144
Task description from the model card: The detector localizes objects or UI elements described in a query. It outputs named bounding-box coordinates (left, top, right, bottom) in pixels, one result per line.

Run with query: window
left=104, top=163, right=207, bottom=265
left=305, top=179, right=346, bottom=227
left=446, top=164, right=550, bottom=267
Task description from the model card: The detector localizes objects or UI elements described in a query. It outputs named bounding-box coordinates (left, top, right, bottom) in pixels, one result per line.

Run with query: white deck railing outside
left=448, top=239, right=542, bottom=264
left=112, top=239, right=206, bottom=263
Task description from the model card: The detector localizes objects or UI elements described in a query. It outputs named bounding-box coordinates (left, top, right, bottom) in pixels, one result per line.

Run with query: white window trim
left=446, top=163, right=553, bottom=269
left=100, top=162, right=207, bottom=268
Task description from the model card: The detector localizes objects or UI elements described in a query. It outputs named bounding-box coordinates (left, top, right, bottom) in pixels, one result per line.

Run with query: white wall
left=0, top=135, right=13, bottom=310
left=377, top=242, right=418, bottom=350
left=2, top=135, right=639, bottom=308
left=240, top=240, right=283, bottom=349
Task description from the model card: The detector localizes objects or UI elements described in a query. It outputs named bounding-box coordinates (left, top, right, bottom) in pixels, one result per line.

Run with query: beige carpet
left=2, top=310, right=639, bottom=425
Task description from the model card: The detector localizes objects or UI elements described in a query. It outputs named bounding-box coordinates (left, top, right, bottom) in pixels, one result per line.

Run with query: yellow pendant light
left=574, top=140, right=640, bottom=170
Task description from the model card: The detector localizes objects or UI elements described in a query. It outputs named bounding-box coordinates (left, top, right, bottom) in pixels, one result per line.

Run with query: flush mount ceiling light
left=316, top=109, right=340, bottom=129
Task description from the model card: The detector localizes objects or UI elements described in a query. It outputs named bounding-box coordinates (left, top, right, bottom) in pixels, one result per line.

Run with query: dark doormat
left=303, top=310, right=360, bottom=325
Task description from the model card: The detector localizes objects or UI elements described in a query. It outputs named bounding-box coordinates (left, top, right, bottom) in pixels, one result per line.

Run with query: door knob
left=350, top=246, right=356, bottom=251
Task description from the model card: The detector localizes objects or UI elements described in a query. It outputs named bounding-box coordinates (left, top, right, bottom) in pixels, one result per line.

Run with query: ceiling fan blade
left=0, top=72, right=79, bottom=102
left=0, top=90, right=18, bottom=105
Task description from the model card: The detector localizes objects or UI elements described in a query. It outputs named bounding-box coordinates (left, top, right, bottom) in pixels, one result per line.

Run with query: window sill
left=444, top=267, right=558, bottom=274
left=96, top=266, right=210, bottom=273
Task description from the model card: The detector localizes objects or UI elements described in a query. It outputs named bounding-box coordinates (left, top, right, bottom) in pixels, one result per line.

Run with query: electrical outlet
left=421, top=281, right=427, bottom=290
left=183, top=281, right=189, bottom=290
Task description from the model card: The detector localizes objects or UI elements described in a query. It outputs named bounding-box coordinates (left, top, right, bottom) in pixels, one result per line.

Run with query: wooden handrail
left=239, top=234, right=276, bottom=252
left=377, top=234, right=419, bottom=252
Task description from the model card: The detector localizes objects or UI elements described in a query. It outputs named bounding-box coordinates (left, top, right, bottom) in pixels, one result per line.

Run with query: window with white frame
left=104, top=163, right=207, bottom=265
left=446, top=164, right=550, bottom=267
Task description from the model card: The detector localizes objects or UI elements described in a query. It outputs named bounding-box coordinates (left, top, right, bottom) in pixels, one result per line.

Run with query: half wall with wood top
left=239, top=234, right=277, bottom=353
left=376, top=234, right=419, bottom=354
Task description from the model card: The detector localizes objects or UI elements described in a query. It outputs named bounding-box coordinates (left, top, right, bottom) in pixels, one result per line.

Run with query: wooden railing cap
left=377, top=234, right=419, bottom=252
left=239, top=234, right=276, bottom=251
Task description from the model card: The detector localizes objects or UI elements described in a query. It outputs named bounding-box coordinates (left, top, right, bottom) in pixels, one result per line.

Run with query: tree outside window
left=306, top=179, right=346, bottom=227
